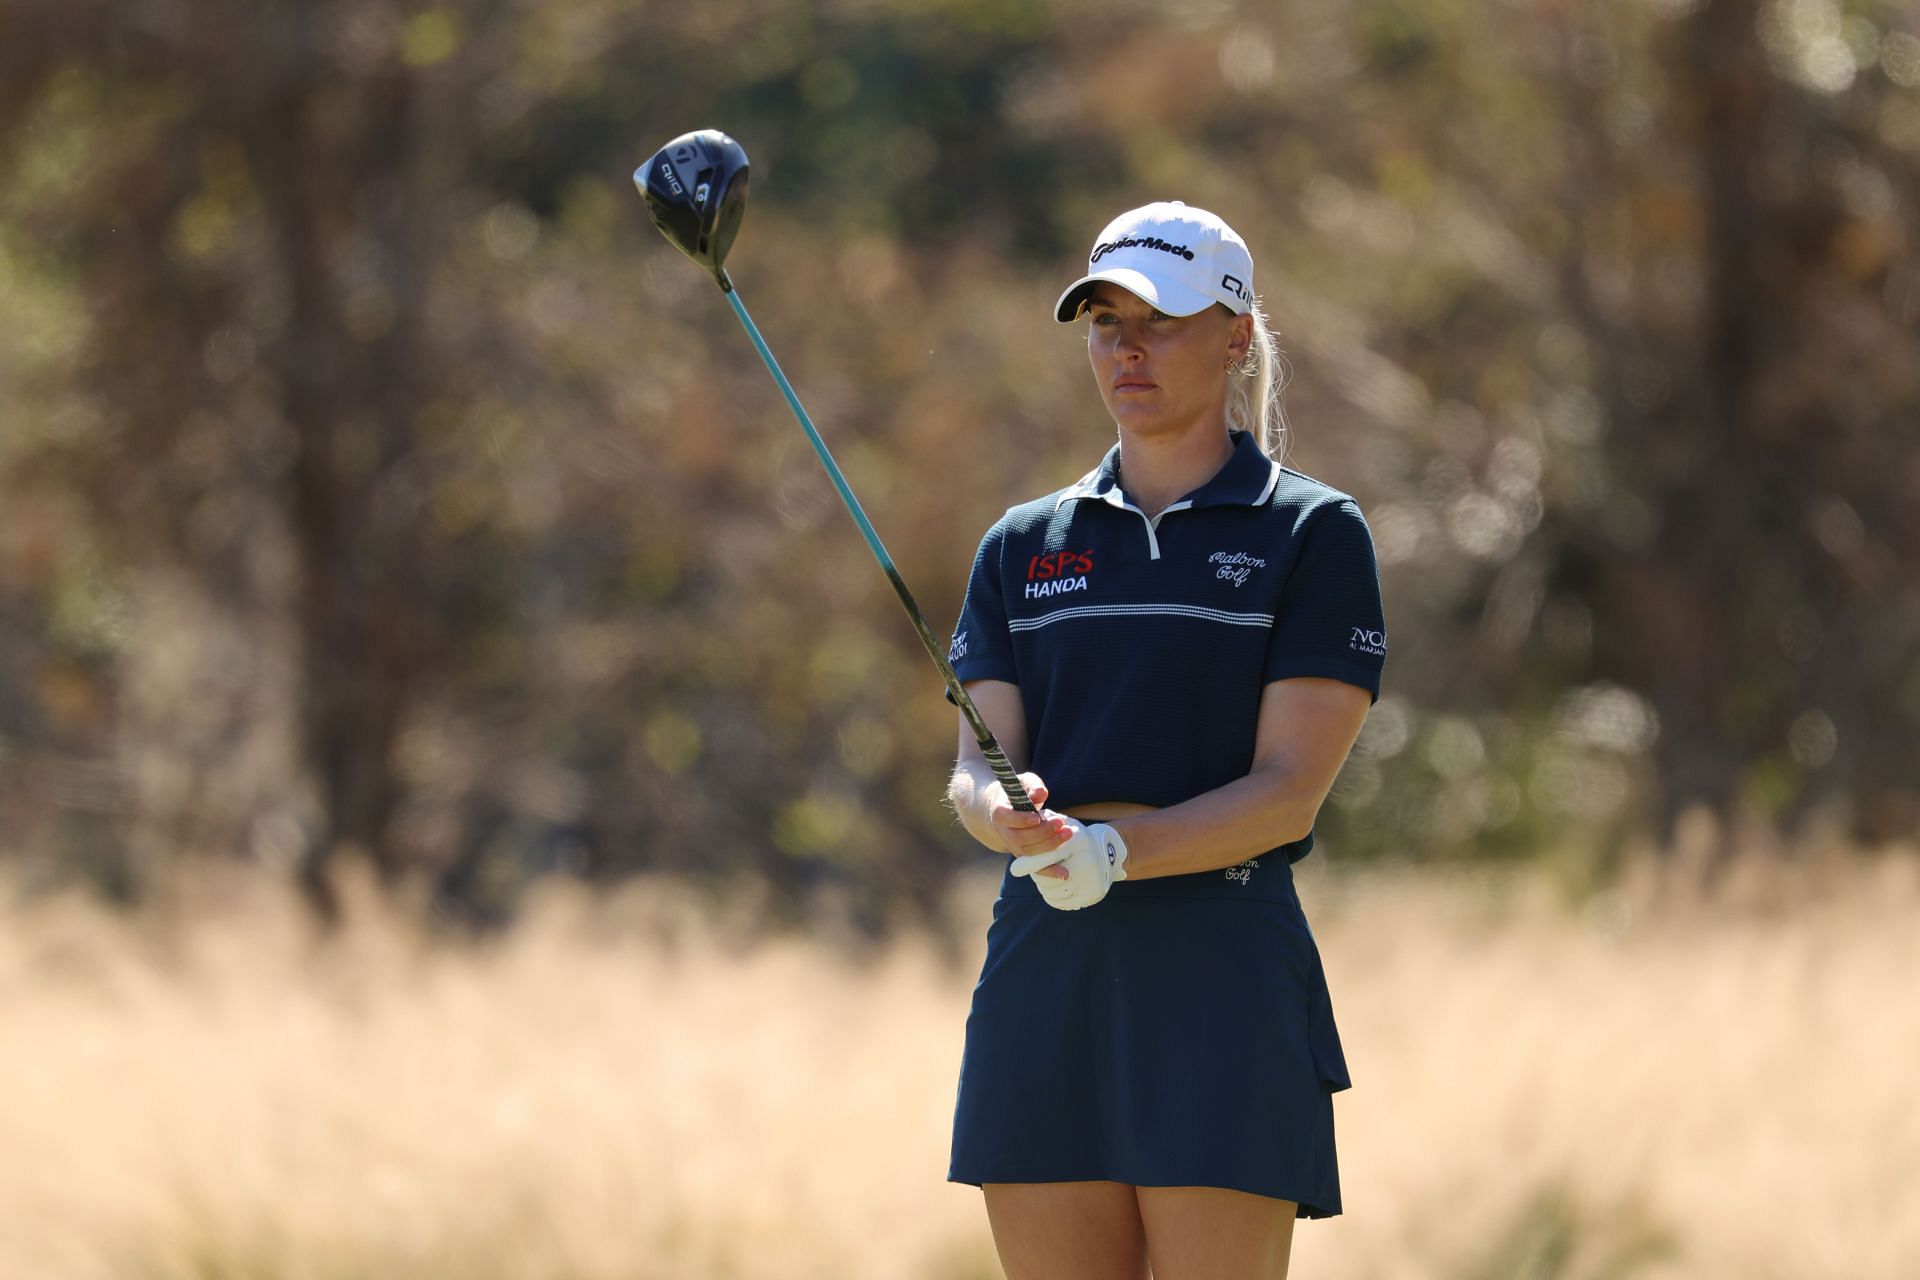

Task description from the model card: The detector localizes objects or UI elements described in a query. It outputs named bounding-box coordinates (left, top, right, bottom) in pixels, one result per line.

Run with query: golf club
left=635, top=129, right=1036, bottom=814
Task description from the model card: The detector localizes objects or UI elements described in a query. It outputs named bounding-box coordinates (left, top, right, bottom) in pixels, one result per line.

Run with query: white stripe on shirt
left=1007, top=603, right=1275, bottom=633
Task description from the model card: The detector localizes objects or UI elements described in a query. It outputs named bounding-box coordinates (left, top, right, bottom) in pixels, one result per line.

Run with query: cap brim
left=1053, top=268, right=1217, bottom=323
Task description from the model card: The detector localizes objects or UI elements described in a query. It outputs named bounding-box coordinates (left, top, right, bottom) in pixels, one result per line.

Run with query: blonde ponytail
left=1226, top=297, right=1290, bottom=462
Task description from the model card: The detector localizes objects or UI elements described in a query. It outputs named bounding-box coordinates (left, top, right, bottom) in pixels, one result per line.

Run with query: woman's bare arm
left=1103, top=677, right=1371, bottom=881
left=948, top=680, right=1071, bottom=865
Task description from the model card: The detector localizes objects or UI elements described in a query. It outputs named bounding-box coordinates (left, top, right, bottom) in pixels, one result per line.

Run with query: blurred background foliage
left=1, top=0, right=1916, bottom=933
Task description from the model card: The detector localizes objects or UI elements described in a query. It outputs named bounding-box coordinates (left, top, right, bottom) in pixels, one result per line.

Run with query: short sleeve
left=1263, top=499, right=1387, bottom=702
left=947, top=517, right=1019, bottom=696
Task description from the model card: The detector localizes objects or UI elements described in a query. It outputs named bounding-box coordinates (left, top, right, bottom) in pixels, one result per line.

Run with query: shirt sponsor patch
left=1024, top=550, right=1094, bottom=600
left=1208, top=550, right=1267, bottom=588
left=1349, top=627, right=1387, bottom=657
left=1025, top=576, right=1088, bottom=599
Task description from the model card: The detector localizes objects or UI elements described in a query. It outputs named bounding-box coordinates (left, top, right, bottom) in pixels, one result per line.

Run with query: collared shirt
left=948, top=430, right=1386, bottom=873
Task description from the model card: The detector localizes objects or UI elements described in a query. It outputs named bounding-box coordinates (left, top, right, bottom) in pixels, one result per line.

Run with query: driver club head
left=635, top=129, right=750, bottom=288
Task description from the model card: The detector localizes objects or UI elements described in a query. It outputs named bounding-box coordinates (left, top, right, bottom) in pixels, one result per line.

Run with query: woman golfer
left=944, top=202, right=1386, bottom=1279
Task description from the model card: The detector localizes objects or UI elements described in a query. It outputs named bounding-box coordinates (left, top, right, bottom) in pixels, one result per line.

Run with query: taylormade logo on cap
left=1054, top=201, right=1255, bottom=323
left=1091, top=235, right=1195, bottom=264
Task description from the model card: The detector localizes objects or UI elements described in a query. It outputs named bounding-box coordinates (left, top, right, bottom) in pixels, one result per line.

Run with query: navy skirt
left=948, top=851, right=1351, bottom=1218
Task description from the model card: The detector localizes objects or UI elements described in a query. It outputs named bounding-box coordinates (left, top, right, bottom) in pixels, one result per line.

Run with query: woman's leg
left=1135, top=1185, right=1297, bottom=1280
left=981, top=1180, right=1150, bottom=1280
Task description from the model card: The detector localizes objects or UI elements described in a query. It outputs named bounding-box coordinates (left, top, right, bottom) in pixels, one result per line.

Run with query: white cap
left=1053, top=201, right=1255, bottom=323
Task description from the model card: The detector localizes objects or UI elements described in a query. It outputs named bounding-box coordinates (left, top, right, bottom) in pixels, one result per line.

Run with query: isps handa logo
left=1025, top=550, right=1094, bottom=599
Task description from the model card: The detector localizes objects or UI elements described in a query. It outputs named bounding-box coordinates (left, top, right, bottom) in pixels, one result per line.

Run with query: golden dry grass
left=1, top=849, right=1916, bottom=1279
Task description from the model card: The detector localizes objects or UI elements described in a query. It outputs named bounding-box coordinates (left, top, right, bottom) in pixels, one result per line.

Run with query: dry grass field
left=1, top=846, right=1916, bottom=1280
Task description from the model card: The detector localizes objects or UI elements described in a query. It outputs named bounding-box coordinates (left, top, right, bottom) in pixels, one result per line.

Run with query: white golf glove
left=1008, top=819, right=1128, bottom=910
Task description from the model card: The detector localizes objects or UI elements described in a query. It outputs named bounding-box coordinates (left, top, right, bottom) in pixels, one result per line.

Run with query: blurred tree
left=1543, top=0, right=1920, bottom=850
left=0, top=0, right=509, bottom=917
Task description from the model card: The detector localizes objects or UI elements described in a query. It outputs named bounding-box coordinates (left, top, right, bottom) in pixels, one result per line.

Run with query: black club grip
left=980, top=739, right=1035, bottom=813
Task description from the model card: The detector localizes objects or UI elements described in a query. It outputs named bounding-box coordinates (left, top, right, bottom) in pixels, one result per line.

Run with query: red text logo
left=1026, top=550, right=1094, bottom=581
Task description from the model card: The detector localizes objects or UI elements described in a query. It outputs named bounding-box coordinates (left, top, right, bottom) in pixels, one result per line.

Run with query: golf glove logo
left=1008, top=820, right=1128, bottom=910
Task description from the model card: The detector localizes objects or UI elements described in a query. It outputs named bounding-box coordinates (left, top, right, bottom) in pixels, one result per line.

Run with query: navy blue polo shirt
left=948, top=430, right=1386, bottom=865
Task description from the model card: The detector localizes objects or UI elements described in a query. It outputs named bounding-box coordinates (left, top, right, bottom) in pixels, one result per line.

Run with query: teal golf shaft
left=719, top=274, right=1035, bottom=814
